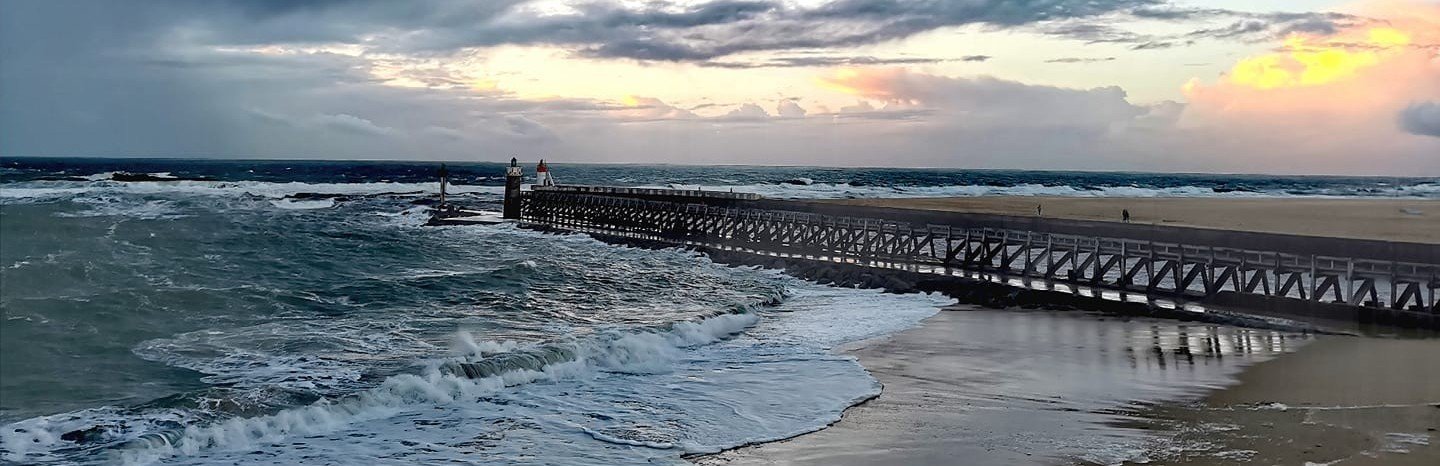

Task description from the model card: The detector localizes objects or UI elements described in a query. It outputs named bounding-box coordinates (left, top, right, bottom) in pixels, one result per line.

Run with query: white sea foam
left=269, top=198, right=336, bottom=210
left=642, top=182, right=1438, bottom=199
left=0, top=179, right=510, bottom=204
left=53, top=198, right=186, bottom=220
left=1, top=276, right=957, bottom=466
left=133, top=284, right=951, bottom=465
left=4, top=177, right=1434, bottom=209
left=46, top=311, right=760, bottom=465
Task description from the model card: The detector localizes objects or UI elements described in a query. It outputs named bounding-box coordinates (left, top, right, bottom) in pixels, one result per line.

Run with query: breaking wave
left=3, top=308, right=765, bottom=465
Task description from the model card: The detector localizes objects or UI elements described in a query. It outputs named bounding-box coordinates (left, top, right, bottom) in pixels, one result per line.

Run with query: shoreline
left=1120, top=334, right=1440, bottom=465
left=694, top=306, right=1440, bottom=466
left=816, top=196, right=1440, bottom=245
left=691, top=306, right=1301, bottom=465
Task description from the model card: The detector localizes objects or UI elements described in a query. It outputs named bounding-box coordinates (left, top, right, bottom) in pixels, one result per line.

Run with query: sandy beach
left=695, top=308, right=1440, bottom=466
left=1135, top=335, right=1440, bottom=465
left=822, top=197, right=1440, bottom=244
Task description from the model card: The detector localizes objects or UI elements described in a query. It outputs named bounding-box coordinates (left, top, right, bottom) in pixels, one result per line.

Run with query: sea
left=0, top=157, right=1433, bottom=465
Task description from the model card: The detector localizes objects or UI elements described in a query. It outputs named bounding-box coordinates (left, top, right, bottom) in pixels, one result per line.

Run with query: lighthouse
left=536, top=159, right=556, bottom=187
left=503, top=157, right=523, bottom=219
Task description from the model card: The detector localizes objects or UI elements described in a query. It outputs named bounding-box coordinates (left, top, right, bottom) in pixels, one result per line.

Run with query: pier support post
left=438, top=163, right=449, bottom=208
left=504, top=157, right=523, bottom=219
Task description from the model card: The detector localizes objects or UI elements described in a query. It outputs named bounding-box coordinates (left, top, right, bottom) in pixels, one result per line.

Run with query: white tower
left=536, top=159, right=556, bottom=187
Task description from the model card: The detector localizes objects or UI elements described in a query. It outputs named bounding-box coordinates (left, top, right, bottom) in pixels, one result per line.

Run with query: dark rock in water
left=285, top=192, right=352, bottom=202
left=61, top=425, right=111, bottom=444
left=781, top=178, right=814, bottom=186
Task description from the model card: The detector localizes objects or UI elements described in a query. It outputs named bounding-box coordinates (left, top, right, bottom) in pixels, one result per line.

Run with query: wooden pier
left=519, top=189, right=1440, bottom=316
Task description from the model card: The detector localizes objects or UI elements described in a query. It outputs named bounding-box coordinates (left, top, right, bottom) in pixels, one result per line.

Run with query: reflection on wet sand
left=1132, top=335, right=1440, bottom=465
left=696, top=307, right=1309, bottom=466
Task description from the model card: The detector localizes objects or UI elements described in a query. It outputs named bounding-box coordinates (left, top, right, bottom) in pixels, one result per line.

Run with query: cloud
left=2, top=0, right=1436, bottom=174
left=1130, top=41, right=1183, bottom=50
left=1036, top=22, right=1150, bottom=44
left=421, top=125, right=466, bottom=140
left=1045, top=57, right=1117, bottom=64
left=1175, top=2, right=1440, bottom=172
left=723, top=103, right=771, bottom=120
left=699, top=55, right=953, bottom=69
left=619, top=96, right=698, bottom=120
left=1038, top=8, right=1363, bottom=51
left=817, top=68, right=1144, bottom=130
left=1178, top=12, right=1362, bottom=42
left=314, top=113, right=394, bottom=136
left=7, top=0, right=1163, bottom=63
left=1400, top=102, right=1440, bottom=137
left=839, top=100, right=876, bottom=114
left=777, top=100, right=808, bottom=118
left=503, top=115, right=557, bottom=140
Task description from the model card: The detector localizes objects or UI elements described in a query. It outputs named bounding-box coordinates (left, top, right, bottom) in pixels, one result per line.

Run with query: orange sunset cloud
left=1183, top=1, right=1439, bottom=118
left=1174, top=0, right=1440, bottom=169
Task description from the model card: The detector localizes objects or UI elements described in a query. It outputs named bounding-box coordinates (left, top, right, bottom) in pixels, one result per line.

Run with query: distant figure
left=1122, top=209, right=1130, bottom=223
left=1036, top=204, right=1042, bottom=217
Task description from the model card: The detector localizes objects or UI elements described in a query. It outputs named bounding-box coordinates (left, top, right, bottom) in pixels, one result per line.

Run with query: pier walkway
left=516, top=188, right=1440, bottom=325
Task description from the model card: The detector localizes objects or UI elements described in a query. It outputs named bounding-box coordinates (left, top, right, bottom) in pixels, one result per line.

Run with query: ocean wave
left=643, top=181, right=1440, bottom=199
left=269, top=198, right=336, bottom=210
left=1, top=308, right=764, bottom=465
left=5, top=176, right=1436, bottom=209
left=0, top=179, right=508, bottom=204
left=52, top=198, right=188, bottom=220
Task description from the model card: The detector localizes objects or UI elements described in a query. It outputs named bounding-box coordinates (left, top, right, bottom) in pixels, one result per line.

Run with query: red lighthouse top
left=537, top=159, right=548, bottom=173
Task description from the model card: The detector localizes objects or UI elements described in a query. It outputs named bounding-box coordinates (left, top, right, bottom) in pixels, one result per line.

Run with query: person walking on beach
left=1122, top=209, right=1130, bottom=223
left=1036, top=204, right=1042, bottom=217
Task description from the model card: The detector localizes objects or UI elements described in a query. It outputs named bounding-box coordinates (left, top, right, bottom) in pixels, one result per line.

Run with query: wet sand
left=1134, top=335, right=1440, bottom=465
left=822, top=197, right=1440, bottom=244
left=695, top=308, right=1311, bottom=465
left=695, top=308, right=1440, bottom=466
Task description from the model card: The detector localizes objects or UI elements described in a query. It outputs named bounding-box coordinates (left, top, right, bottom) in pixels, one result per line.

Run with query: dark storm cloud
left=1186, top=20, right=1270, bottom=39
left=1399, top=102, right=1440, bottom=138
left=1130, top=41, right=1184, bottom=50
left=7, top=0, right=1422, bottom=167
left=1039, top=7, right=1361, bottom=49
left=1181, top=13, right=1360, bottom=42
left=0, top=0, right=594, bottom=158
left=81, top=0, right=1166, bottom=62
left=1036, top=22, right=1150, bottom=44
left=4, top=1, right=1351, bottom=65
left=700, top=55, right=958, bottom=69
left=1138, top=7, right=1361, bottom=42
left=589, top=0, right=1161, bottom=60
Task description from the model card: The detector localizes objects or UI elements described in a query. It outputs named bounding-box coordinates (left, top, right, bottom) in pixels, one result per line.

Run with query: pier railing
left=520, top=191, right=1440, bottom=312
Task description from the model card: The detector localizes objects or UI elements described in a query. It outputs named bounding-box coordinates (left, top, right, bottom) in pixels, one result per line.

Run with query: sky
left=1, top=0, right=1437, bottom=175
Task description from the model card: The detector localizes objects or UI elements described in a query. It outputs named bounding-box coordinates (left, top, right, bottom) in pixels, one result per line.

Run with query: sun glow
left=1226, top=27, right=1412, bottom=90
left=815, top=69, right=864, bottom=95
